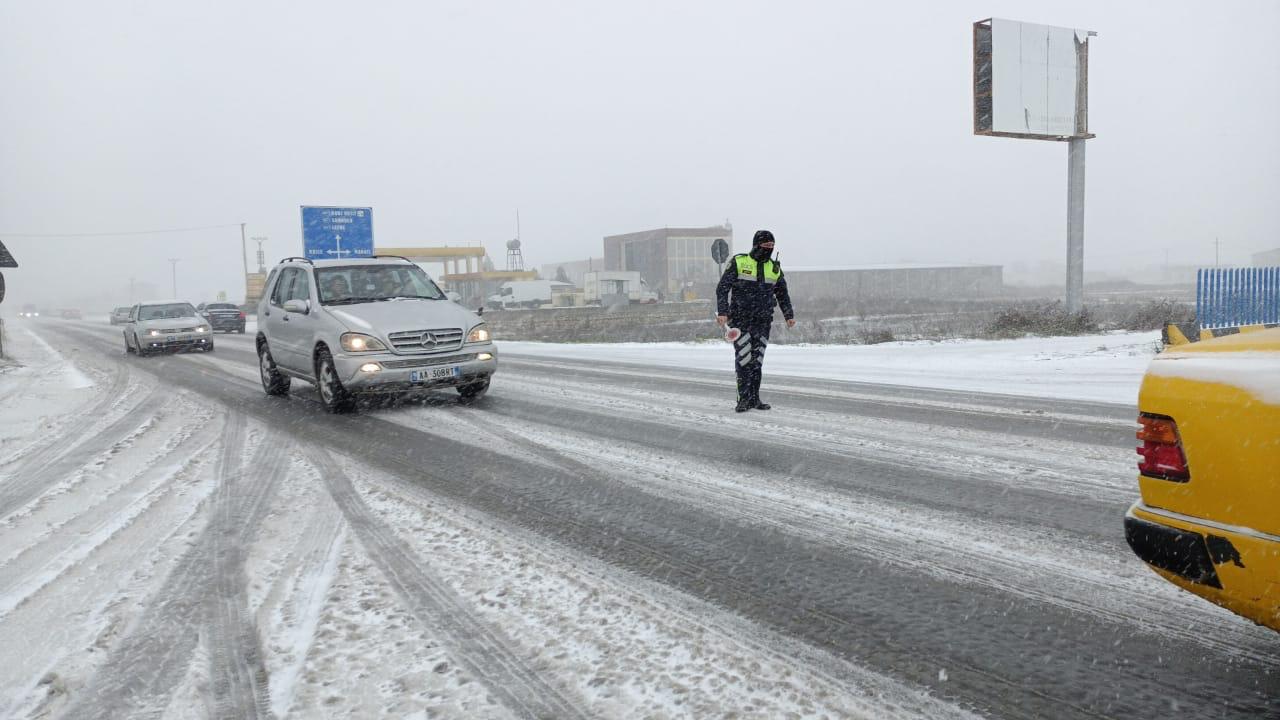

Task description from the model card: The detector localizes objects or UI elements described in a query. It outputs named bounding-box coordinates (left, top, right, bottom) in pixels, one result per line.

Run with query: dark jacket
left=716, top=253, right=794, bottom=325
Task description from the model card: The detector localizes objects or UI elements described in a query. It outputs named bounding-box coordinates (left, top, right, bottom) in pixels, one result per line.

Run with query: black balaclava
left=750, top=229, right=774, bottom=261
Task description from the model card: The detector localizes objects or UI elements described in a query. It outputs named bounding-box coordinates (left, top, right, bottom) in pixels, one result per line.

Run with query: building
left=1252, top=248, right=1280, bottom=267
left=603, top=226, right=732, bottom=299
left=540, top=258, right=605, bottom=288
left=784, top=264, right=1003, bottom=302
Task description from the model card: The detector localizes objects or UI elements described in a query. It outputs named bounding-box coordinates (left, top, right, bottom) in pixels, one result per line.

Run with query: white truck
left=487, top=280, right=571, bottom=309
left=583, top=271, right=659, bottom=306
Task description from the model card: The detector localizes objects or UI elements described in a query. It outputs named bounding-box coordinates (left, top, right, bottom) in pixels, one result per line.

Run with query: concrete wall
left=785, top=265, right=1003, bottom=301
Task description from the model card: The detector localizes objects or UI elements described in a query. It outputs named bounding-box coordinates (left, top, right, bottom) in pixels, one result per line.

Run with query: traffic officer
left=715, top=229, right=795, bottom=412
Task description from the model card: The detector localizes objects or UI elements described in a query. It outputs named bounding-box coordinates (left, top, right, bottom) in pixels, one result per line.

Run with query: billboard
left=974, top=18, right=1094, bottom=141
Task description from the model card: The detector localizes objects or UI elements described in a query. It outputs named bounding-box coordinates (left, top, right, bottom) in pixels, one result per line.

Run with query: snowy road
left=1, top=321, right=1275, bottom=719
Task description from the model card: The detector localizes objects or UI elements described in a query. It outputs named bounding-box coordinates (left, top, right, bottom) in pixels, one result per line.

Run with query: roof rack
left=279, top=256, right=313, bottom=264
left=371, top=255, right=415, bottom=264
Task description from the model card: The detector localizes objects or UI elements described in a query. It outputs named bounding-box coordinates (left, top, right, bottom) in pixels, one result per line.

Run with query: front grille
left=387, top=328, right=464, bottom=354
left=163, top=327, right=202, bottom=334
left=381, top=353, right=477, bottom=369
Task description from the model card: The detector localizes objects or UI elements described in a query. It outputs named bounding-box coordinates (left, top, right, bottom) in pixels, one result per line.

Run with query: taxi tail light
left=1137, top=414, right=1189, bottom=481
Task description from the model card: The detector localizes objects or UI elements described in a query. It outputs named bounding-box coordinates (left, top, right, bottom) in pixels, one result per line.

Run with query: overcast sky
left=2, top=0, right=1277, bottom=306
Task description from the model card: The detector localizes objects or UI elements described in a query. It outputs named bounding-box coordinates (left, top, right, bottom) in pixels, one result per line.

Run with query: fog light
left=359, top=363, right=381, bottom=373
left=477, top=353, right=493, bottom=361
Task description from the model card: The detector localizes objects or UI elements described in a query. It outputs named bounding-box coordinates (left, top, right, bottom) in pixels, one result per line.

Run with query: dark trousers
left=731, top=320, right=771, bottom=404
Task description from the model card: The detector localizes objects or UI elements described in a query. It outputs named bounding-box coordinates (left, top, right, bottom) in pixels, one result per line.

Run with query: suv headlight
left=466, top=325, right=491, bottom=344
left=148, top=329, right=162, bottom=337
left=341, top=333, right=387, bottom=352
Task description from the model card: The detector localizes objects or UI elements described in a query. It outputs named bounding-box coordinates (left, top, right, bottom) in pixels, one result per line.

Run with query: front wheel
left=258, top=343, right=290, bottom=396
left=315, top=348, right=355, bottom=413
left=124, top=333, right=135, bottom=355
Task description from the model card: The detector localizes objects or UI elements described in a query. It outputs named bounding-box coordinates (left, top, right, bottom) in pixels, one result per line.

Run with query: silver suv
left=255, top=257, right=497, bottom=412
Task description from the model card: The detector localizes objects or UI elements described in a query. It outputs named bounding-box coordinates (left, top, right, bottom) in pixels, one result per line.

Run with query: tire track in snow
left=306, top=448, right=589, bottom=720
left=251, top=479, right=346, bottom=719
left=0, top=382, right=163, bottom=524
left=204, top=428, right=290, bottom=720
left=0, top=413, right=219, bottom=619
left=62, top=415, right=289, bottom=720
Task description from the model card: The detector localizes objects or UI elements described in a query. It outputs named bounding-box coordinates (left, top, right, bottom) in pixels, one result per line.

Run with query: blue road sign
left=301, top=206, right=374, bottom=260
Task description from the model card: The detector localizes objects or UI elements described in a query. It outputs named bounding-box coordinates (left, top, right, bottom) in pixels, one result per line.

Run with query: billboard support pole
left=1066, top=138, right=1086, bottom=313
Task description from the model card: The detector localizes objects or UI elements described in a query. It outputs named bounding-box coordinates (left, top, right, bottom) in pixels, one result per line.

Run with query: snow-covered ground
left=500, top=330, right=1163, bottom=405
left=0, top=324, right=988, bottom=719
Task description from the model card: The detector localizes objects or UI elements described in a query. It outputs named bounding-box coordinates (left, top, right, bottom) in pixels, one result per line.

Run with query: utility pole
left=240, top=223, right=248, bottom=278
left=168, top=258, right=180, bottom=298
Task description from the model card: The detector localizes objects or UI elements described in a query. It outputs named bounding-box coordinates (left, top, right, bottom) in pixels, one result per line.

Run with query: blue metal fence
left=1197, top=266, right=1280, bottom=329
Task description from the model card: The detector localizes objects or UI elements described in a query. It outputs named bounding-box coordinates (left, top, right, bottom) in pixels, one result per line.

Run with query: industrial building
left=540, top=258, right=605, bottom=288
left=1253, top=248, right=1280, bottom=267
left=603, top=225, right=732, bottom=300
left=783, top=264, right=1003, bottom=302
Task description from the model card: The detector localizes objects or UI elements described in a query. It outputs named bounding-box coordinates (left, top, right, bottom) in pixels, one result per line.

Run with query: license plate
left=410, top=366, right=461, bottom=383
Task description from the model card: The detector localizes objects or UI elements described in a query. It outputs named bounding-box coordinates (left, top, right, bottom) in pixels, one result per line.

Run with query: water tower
left=506, top=239, right=525, bottom=272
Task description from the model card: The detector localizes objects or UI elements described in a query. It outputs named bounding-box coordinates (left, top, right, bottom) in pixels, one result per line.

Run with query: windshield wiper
left=324, top=296, right=380, bottom=306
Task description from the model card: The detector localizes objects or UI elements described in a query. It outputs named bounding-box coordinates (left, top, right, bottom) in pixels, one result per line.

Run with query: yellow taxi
left=1125, top=327, right=1280, bottom=631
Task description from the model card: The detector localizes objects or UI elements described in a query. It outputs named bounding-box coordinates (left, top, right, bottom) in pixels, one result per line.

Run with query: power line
left=0, top=223, right=243, bottom=239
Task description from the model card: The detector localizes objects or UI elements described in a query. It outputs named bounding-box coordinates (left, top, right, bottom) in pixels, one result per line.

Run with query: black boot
left=735, top=399, right=751, bottom=412
left=753, top=400, right=771, bottom=410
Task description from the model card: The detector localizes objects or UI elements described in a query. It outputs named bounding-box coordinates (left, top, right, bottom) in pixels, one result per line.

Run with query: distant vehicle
left=196, top=301, right=247, bottom=333
left=59, top=308, right=82, bottom=320
left=123, top=301, right=213, bottom=356
left=583, top=271, right=659, bottom=306
left=486, top=280, right=571, bottom=309
left=256, top=256, right=496, bottom=412
left=110, top=307, right=131, bottom=325
left=1125, top=327, right=1280, bottom=632
left=18, top=303, right=39, bottom=318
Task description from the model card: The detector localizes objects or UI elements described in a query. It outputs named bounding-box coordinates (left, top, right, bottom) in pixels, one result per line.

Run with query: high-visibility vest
left=734, top=255, right=781, bottom=284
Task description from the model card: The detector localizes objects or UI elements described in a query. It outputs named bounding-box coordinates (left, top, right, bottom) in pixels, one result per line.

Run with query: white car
left=123, top=301, right=213, bottom=356
left=255, top=256, right=497, bottom=412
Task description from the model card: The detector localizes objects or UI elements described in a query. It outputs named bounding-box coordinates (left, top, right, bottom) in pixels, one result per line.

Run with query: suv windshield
left=139, top=303, right=197, bottom=321
left=316, top=264, right=445, bottom=305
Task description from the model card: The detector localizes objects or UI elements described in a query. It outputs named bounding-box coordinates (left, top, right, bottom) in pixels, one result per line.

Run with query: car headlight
left=196, top=326, right=208, bottom=333
left=466, top=325, right=491, bottom=344
left=340, top=333, right=387, bottom=352
left=148, top=329, right=161, bottom=337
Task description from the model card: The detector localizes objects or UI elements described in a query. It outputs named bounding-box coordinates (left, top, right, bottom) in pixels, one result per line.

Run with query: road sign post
left=301, top=207, right=375, bottom=261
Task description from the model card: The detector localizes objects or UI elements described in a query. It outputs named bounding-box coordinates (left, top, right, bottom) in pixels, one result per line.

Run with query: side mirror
left=283, top=299, right=310, bottom=314
left=477, top=307, right=484, bottom=317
